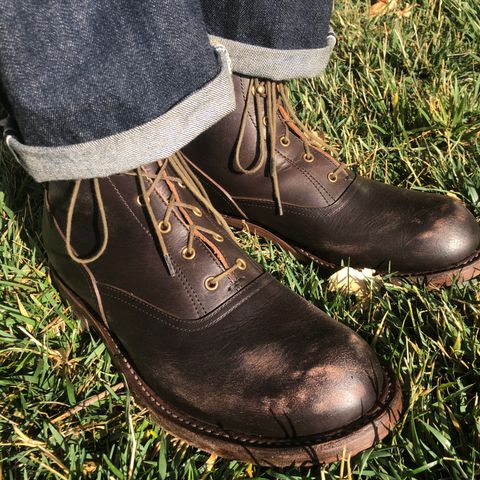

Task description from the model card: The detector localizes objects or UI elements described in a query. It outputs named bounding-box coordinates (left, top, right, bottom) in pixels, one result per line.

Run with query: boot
left=43, top=152, right=402, bottom=466
left=183, top=75, right=480, bottom=286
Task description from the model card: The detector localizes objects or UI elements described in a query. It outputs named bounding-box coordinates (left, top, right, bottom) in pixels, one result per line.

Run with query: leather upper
left=101, top=272, right=385, bottom=437
left=232, top=177, right=480, bottom=272
left=43, top=159, right=388, bottom=439
left=184, top=74, right=480, bottom=274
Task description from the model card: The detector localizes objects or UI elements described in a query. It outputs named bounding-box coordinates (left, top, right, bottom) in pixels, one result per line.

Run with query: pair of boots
left=39, top=75, right=480, bottom=466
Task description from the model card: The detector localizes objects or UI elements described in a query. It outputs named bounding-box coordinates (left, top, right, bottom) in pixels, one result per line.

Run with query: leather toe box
left=240, top=317, right=386, bottom=438
left=324, top=178, right=480, bottom=273
left=162, top=278, right=388, bottom=439
left=108, top=274, right=392, bottom=441
left=417, top=196, right=480, bottom=271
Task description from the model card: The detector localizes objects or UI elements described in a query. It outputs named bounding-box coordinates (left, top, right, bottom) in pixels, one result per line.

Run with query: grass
left=0, top=0, right=479, bottom=478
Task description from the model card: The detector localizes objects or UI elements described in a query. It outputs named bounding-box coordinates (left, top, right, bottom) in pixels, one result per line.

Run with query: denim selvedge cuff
left=5, top=47, right=235, bottom=182
left=209, top=28, right=336, bottom=81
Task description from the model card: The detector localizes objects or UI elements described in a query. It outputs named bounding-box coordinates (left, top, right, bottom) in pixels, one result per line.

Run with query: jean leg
left=200, top=0, right=335, bottom=79
left=0, top=0, right=235, bottom=181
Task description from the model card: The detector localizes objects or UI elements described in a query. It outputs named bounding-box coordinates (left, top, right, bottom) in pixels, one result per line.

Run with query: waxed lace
left=234, top=78, right=346, bottom=215
left=65, top=152, right=245, bottom=287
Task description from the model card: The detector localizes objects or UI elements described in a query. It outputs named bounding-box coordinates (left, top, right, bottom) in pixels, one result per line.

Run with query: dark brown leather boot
left=44, top=153, right=401, bottom=466
left=183, top=75, right=480, bottom=286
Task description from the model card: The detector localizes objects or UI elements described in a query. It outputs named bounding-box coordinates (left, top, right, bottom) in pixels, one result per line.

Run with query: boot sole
left=223, top=215, right=480, bottom=288
left=51, top=269, right=403, bottom=467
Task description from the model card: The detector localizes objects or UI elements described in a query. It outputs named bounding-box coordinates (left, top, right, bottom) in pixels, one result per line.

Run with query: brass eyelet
left=193, top=207, right=203, bottom=217
left=177, top=181, right=186, bottom=189
left=212, top=234, right=224, bottom=243
left=158, top=220, right=172, bottom=234
left=256, top=84, right=266, bottom=96
left=303, top=153, right=314, bottom=163
left=136, top=195, right=145, bottom=206
left=181, top=247, right=196, bottom=260
left=236, top=258, right=247, bottom=270
left=205, top=277, right=219, bottom=291
left=328, top=172, right=338, bottom=183
left=280, top=136, right=290, bottom=147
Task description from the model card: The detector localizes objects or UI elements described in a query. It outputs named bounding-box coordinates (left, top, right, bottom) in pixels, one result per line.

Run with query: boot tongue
left=138, top=159, right=164, bottom=177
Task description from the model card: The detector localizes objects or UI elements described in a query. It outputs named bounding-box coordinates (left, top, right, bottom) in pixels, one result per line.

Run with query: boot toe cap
left=122, top=275, right=397, bottom=443
left=216, top=291, right=390, bottom=439
left=418, top=198, right=480, bottom=270
left=272, top=324, right=386, bottom=437
left=208, top=316, right=389, bottom=439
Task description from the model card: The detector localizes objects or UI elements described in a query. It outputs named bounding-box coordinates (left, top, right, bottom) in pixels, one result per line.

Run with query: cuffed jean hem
left=209, top=29, right=336, bottom=81
left=4, top=46, right=235, bottom=183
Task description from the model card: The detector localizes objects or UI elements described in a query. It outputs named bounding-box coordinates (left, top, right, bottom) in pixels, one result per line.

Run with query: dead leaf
left=429, top=95, right=441, bottom=114
left=82, top=461, right=97, bottom=476
left=328, top=267, right=381, bottom=298
left=370, top=0, right=387, bottom=18
left=371, top=1, right=414, bottom=19
left=370, top=0, right=397, bottom=18
left=397, top=3, right=414, bottom=17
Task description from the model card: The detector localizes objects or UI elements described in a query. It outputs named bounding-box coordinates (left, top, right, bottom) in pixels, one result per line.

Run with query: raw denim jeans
left=0, top=0, right=335, bottom=182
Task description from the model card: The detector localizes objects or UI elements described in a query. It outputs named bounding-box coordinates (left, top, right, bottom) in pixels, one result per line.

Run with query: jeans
left=0, top=1, right=334, bottom=182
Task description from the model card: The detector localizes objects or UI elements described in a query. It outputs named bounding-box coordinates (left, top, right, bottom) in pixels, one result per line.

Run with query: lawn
left=0, top=0, right=479, bottom=478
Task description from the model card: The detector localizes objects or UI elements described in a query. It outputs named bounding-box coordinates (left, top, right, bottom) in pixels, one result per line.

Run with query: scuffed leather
left=44, top=160, right=388, bottom=439
left=184, top=74, right=480, bottom=273
left=101, top=274, right=385, bottom=437
left=235, top=177, right=480, bottom=272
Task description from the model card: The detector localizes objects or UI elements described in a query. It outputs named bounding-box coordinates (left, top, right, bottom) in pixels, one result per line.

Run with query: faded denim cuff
left=209, top=28, right=336, bottom=81
left=5, top=47, right=235, bottom=182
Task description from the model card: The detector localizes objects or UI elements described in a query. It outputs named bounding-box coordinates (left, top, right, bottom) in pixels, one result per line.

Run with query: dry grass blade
left=51, top=382, right=125, bottom=424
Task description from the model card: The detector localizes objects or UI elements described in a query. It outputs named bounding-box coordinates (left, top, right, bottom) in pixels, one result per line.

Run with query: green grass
left=1, top=0, right=479, bottom=478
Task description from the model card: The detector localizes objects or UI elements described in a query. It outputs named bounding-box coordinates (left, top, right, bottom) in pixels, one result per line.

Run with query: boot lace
left=234, top=78, right=346, bottom=215
left=65, top=152, right=246, bottom=290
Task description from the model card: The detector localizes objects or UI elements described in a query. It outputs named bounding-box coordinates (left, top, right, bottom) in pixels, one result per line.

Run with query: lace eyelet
left=280, top=136, right=290, bottom=147
left=204, top=277, right=219, bottom=291
left=193, top=207, right=203, bottom=217
left=303, top=153, right=314, bottom=163
left=236, top=258, right=247, bottom=270
left=136, top=195, right=145, bottom=206
left=213, top=234, right=224, bottom=243
left=181, top=247, right=196, bottom=260
left=262, top=116, right=268, bottom=127
left=328, top=172, right=338, bottom=183
left=158, top=220, right=172, bottom=234
left=255, top=84, right=266, bottom=96
left=177, top=181, right=186, bottom=189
